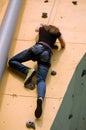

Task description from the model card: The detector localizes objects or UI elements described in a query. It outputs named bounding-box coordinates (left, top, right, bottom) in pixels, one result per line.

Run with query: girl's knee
left=37, top=79, right=45, bottom=85
left=8, top=58, right=14, bottom=67
left=8, top=59, right=12, bottom=66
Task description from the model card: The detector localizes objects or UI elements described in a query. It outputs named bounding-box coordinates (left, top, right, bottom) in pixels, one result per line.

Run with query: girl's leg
left=9, top=48, right=33, bottom=75
left=36, top=64, right=49, bottom=99
left=35, top=64, right=49, bottom=118
left=9, top=48, right=36, bottom=85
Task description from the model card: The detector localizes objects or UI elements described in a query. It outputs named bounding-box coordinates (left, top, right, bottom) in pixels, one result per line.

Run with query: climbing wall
left=51, top=53, right=86, bottom=130
left=0, top=0, right=86, bottom=130
left=0, top=0, right=9, bottom=25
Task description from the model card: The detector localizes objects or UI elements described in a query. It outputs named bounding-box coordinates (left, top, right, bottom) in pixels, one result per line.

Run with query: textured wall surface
left=0, top=0, right=86, bottom=130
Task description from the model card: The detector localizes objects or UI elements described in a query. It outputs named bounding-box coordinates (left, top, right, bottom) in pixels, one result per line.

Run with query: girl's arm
left=35, top=23, right=45, bottom=32
left=58, top=35, right=65, bottom=49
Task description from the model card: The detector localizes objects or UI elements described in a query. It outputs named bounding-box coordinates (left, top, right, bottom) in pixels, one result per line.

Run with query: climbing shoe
left=24, top=68, right=36, bottom=86
left=35, top=98, right=42, bottom=118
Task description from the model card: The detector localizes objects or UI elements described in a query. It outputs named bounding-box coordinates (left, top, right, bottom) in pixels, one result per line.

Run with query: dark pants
left=9, top=44, right=51, bottom=99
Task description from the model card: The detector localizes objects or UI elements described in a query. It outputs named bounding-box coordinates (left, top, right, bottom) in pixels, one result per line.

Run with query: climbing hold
left=72, top=1, right=77, bottom=5
left=42, top=12, right=48, bottom=18
left=51, top=70, right=57, bottom=76
left=25, top=82, right=35, bottom=90
left=81, top=69, right=86, bottom=77
left=68, top=114, right=73, bottom=119
left=44, top=0, right=48, bottom=2
left=72, top=94, right=74, bottom=98
left=26, top=120, right=35, bottom=129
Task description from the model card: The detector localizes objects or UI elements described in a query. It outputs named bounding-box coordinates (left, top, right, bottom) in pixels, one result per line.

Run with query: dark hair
left=43, top=24, right=61, bottom=37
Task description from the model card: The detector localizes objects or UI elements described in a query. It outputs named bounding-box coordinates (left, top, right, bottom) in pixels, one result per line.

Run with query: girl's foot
left=35, top=98, right=42, bottom=118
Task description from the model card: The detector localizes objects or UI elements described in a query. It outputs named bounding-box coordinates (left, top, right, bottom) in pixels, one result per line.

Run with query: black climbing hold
left=81, top=69, right=86, bottom=77
left=42, top=12, right=48, bottom=18
left=51, top=70, right=57, bottom=76
left=44, top=0, right=48, bottom=2
left=68, top=114, right=73, bottom=119
left=72, top=94, right=74, bottom=98
left=72, top=1, right=77, bottom=5
left=82, top=117, right=85, bottom=120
